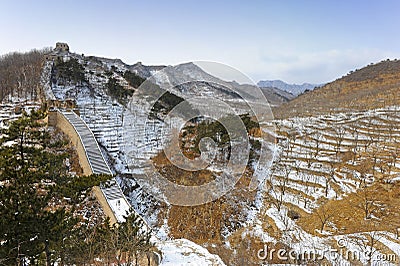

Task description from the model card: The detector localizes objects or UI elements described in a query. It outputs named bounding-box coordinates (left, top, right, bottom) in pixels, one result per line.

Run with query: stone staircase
left=60, top=110, right=131, bottom=222
left=61, top=110, right=112, bottom=174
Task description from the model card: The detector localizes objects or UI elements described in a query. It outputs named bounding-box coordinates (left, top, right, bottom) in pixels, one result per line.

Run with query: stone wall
left=48, top=110, right=119, bottom=224
left=48, top=110, right=160, bottom=265
left=49, top=110, right=92, bottom=175
left=92, top=186, right=118, bottom=225
left=55, top=42, right=69, bottom=51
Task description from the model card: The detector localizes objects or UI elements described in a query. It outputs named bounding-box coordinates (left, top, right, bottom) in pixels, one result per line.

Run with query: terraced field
left=239, top=106, right=400, bottom=265
left=269, top=106, right=400, bottom=213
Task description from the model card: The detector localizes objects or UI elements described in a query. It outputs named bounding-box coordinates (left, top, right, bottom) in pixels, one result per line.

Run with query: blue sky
left=1, top=0, right=400, bottom=84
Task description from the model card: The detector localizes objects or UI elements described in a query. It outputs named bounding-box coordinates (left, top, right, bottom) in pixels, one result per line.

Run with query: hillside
left=260, top=86, right=295, bottom=106
left=45, top=48, right=274, bottom=265
left=2, top=44, right=400, bottom=265
left=275, top=59, right=400, bottom=119
left=42, top=51, right=400, bottom=265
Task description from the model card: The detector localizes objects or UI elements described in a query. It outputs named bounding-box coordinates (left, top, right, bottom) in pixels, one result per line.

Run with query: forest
left=0, top=49, right=49, bottom=102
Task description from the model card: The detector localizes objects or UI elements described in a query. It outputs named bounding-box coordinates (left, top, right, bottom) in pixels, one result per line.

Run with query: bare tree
left=352, top=186, right=380, bottom=220
left=312, top=131, right=323, bottom=158
left=354, top=159, right=373, bottom=188
left=333, top=127, right=346, bottom=157
left=300, top=172, right=312, bottom=209
left=349, top=124, right=360, bottom=158
left=314, top=203, right=334, bottom=232
left=350, top=223, right=383, bottom=266
left=0, top=49, right=48, bottom=102
left=265, top=162, right=290, bottom=212
left=266, top=178, right=286, bottom=212
left=363, top=116, right=376, bottom=152
left=325, top=162, right=338, bottom=197
left=287, top=128, right=300, bottom=156
left=293, top=159, right=302, bottom=175
left=369, top=143, right=380, bottom=175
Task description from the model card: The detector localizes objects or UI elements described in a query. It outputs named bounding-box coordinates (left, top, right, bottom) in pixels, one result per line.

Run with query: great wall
left=48, top=109, right=131, bottom=224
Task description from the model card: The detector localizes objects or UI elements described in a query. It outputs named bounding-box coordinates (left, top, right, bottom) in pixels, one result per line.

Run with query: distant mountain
left=257, top=80, right=321, bottom=95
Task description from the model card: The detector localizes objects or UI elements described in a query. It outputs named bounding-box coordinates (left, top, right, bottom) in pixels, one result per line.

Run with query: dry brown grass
left=298, top=182, right=400, bottom=236
left=274, top=60, right=400, bottom=119
left=152, top=149, right=261, bottom=265
left=166, top=168, right=257, bottom=242
left=152, top=151, right=215, bottom=186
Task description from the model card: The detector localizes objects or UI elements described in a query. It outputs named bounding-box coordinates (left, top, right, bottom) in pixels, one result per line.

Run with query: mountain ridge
left=257, top=79, right=321, bottom=95
left=274, top=59, right=400, bottom=118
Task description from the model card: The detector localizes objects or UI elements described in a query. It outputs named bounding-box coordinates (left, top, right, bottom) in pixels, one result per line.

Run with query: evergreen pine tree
left=0, top=110, right=110, bottom=265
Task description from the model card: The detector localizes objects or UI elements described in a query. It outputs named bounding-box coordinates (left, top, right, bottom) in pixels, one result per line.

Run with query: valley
left=1, top=44, right=400, bottom=266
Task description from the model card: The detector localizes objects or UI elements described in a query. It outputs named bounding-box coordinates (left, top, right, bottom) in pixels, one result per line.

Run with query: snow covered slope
left=48, top=52, right=400, bottom=265
left=158, top=239, right=226, bottom=266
